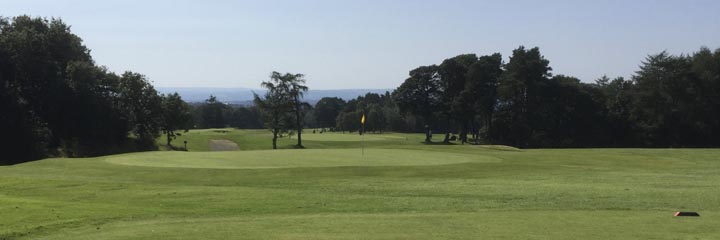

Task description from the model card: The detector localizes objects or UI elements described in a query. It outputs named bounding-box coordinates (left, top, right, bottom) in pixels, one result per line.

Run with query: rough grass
left=1, top=129, right=719, bottom=239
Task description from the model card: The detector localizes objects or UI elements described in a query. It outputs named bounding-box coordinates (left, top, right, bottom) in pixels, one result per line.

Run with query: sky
left=3, top=0, right=719, bottom=89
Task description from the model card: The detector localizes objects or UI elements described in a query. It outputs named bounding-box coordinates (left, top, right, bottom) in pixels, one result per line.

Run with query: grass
left=158, top=128, right=419, bottom=151
left=1, top=129, right=719, bottom=239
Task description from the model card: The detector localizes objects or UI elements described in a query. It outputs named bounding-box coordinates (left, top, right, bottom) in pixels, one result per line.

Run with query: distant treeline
left=192, top=43, right=720, bottom=149
left=3, top=15, right=720, bottom=164
left=322, top=47, right=720, bottom=148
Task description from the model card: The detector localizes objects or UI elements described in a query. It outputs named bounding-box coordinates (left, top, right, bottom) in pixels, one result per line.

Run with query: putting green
left=104, top=149, right=500, bottom=169
left=299, top=133, right=406, bottom=142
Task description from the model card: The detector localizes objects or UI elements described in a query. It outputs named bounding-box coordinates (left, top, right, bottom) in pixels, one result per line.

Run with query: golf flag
left=361, top=114, right=366, bottom=125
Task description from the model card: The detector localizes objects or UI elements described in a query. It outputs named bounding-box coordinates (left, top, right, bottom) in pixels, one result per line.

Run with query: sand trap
left=208, top=139, right=239, bottom=151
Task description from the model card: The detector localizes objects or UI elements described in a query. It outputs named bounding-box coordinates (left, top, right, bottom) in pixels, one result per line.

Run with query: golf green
left=104, top=149, right=500, bottom=169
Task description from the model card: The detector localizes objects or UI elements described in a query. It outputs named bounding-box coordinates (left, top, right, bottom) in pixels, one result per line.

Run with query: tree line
left=176, top=45, right=720, bottom=149
left=325, top=46, right=720, bottom=148
left=4, top=15, right=719, bottom=163
left=1, top=16, right=193, bottom=164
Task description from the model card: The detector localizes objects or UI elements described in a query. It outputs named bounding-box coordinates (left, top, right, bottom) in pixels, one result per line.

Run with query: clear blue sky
left=4, top=0, right=719, bottom=89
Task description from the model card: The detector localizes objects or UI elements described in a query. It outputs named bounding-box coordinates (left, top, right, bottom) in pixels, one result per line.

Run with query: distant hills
left=157, top=87, right=393, bottom=105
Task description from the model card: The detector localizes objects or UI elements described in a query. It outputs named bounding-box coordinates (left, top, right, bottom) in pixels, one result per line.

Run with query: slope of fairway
left=104, top=149, right=499, bottom=169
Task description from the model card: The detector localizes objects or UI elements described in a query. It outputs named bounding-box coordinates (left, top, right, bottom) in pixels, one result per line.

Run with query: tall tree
left=438, top=54, right=477, bottom=143
left=394, top=65, right=442, bottom=142
left=254, top=72, right=300, bottom=149
left=281, top=72, right=309, bottom=148
left=460, top=53, right=503, bottom=143
left=495, top=46, right=552, bottom=147
left=630, top=52, right=701, bottom=146
left=160, top=93, right=193, bottom=148
left=117, top=72, right=163, bottom=150
left=595, top=76, right=638, bottom=146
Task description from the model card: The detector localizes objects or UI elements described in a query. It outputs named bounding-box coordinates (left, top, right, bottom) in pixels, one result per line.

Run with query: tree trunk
left=460, top=121, right=468, bottom=145
left=272, top=128, right=278, bottom=149
left=443, top=116, right=451, bottom=143
left=295, top=96, right=303, bottom=148
left=166, top=130, right=172, bottom=147
left=485, top=114, right=493, bottom=142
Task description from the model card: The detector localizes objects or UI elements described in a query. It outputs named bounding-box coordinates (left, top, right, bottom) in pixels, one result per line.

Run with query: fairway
left=1, top=130, right=719, bottom=239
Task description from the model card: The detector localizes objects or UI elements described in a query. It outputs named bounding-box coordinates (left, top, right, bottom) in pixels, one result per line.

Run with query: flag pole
left=361, top=114, right=365, bottom=157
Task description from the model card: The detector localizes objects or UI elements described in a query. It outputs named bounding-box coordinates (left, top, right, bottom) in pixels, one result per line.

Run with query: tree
left=314, top=97, right=346, bottom=130
left=0, top=15, right=92, bottom=161
left=117, top=72, right=163, bottom=150
left=689, top=47, right=720, bottom=145
left=495, top=46, right=552, bottom=147
left=0, top=15, right=169, bottom=161
left=536, top=75, right=609, bottom=146
left=200, top=95, right=227, bottom=128
left=460, top=53, right=503, bottom=143
left=394, top=65, right=442, bottom=142
left=438, top=54, right=477, bottom=143
left=161, top=93, right=193, bottom=148
left=254, top=73, right=295, bottom=149
left=227, top=106, right=263, bottom=129
left=595, top=76, right=638, bottom=146
left=630, top=52, right=702, bottom=146
left=282, top=72, right=309, bottom=148
left=336, top=111, right=361, bottom=133
left=62, top=63, right=130, bottom=156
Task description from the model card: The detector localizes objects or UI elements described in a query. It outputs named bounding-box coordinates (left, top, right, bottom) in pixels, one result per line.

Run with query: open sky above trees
left=3, top=0, right=719, bottom=89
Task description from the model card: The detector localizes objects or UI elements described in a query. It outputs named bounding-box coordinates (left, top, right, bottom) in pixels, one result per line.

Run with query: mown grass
left=157, top=128, right=420, bottom=151
left=1, top=129, right=718, bottom=239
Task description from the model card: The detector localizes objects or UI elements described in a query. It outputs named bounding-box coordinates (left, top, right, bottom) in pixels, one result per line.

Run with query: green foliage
left=160, top=93, right=193, bottom=147
left=117, top=72, right=163, bottom=150
left=226, top=106, right=263, bottom=129
left=0, top=16, right=178, bottom=162
left=199, top=95, right=227, bottom=128
left=629, top=50, right=720, bottom=146
left=393, top=65, right=442, bottom=142
left=314, top=97, right=346, bottom=128
left=494, top=46, right=552, bottom=147
left=254, top=72, right=309, bottom=149
left=333, top=92, right=398, bottom=134
left=457, top=53, right=503, bottom=142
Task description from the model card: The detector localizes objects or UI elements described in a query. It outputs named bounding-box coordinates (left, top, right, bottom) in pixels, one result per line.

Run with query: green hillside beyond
left=1, top=129, right=718, bottom=239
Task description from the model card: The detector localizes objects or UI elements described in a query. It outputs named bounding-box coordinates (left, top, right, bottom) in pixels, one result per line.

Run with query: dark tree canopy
left=394, top=65, right=442, bottom=142
left=161, top=92, right=193, bottom=148
left=314, top=97, right=346, bottom=129
left=200, top=95, right=227, bottom=129
left=0, top=16, right=188, bottom=163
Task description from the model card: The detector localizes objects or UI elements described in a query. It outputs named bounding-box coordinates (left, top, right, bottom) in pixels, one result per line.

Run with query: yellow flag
left=361, top=114, right=366, bottom=125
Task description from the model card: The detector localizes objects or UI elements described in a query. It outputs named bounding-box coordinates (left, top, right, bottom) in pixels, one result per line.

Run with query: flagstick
left=361, top=114, right=366, bottom=157
left=362, top=124, right=365, bottom=157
